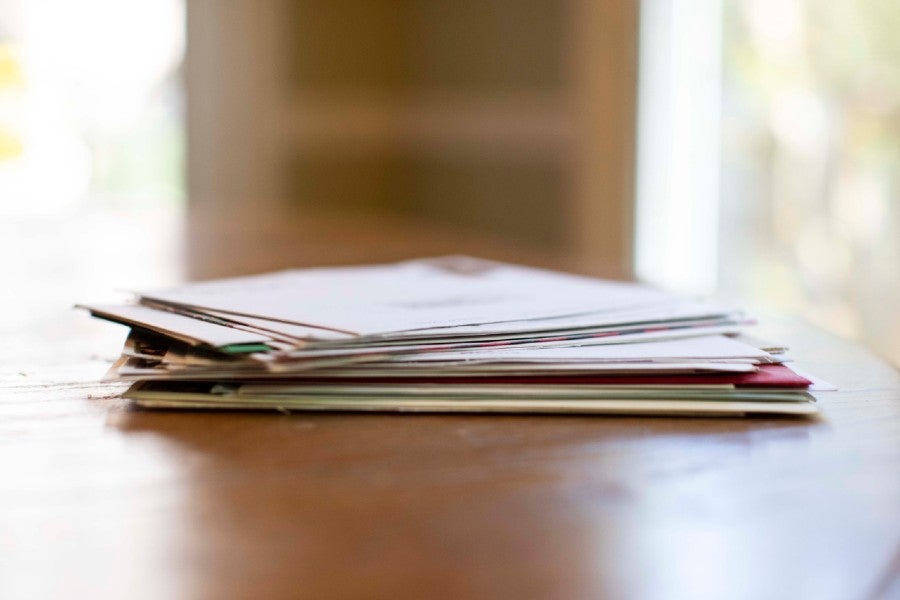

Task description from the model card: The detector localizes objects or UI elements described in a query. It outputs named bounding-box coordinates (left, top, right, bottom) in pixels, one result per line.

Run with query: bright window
left=0, top=0, right=185, bottom=332
left=637, top=0, right=900, bottom=366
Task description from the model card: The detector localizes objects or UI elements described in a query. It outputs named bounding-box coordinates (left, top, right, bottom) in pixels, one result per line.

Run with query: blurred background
left=0, top=0, right=897, bottom=366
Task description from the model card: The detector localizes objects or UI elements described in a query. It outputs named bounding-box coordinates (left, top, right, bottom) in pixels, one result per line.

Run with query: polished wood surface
left=2, top=316, right=899, bottom=599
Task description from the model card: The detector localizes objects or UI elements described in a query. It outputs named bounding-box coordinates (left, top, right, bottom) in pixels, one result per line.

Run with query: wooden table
left=1, top=315, right=898, bottom=600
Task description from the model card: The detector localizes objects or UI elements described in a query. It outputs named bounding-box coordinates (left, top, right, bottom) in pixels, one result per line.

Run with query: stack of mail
left=80, top=256, right=818, bottom=417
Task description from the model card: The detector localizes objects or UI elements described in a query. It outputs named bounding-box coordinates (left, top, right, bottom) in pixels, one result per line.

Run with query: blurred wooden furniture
left=186, top=0, right=637, bottom=279
left=1, top=316, right=898, bottom=599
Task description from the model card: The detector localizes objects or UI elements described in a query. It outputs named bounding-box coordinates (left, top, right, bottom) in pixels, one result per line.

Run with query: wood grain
left=1, top=316, right=898, bottom=600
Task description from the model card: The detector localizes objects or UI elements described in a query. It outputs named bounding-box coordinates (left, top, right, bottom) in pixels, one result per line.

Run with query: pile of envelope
left=80, top=256, right=818, bottom=417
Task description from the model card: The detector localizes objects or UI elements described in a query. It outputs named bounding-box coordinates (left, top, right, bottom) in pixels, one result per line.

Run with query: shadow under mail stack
left=80, top=256, right=818, bottom=417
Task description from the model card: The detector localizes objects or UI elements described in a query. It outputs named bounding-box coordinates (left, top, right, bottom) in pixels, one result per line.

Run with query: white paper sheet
left=138, top=257, right=695, bottom=336
left=390, top=335, right=771, bottom=364
left=81, top=304, right=272, bottom=348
